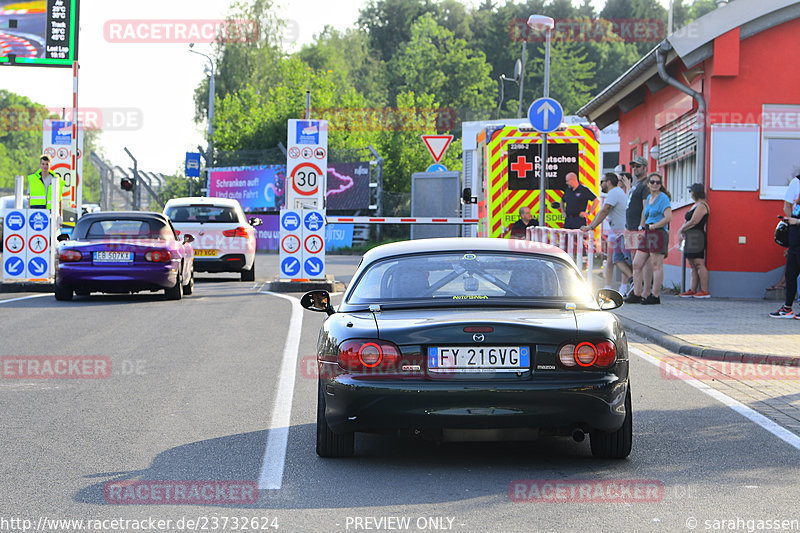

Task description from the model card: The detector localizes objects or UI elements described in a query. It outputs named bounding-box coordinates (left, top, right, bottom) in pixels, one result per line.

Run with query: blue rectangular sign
left=185, top=152, right=202, bottom=178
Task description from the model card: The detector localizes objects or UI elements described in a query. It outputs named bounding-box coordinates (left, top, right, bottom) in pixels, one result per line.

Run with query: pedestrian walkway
left=614, top=294, right=799, bottom=363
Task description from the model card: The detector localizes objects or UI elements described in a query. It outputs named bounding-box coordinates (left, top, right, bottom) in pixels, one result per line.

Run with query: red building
left=578, top=0, right=800, bottom=298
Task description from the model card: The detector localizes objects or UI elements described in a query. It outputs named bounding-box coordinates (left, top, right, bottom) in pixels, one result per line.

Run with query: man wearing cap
left=623, top=155, right=652, bottom=303
left=27, top=155, right=64, bottom=211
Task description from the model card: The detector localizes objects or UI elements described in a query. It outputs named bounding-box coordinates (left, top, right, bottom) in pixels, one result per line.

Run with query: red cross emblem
left=510, top=156, right=533, bottom=177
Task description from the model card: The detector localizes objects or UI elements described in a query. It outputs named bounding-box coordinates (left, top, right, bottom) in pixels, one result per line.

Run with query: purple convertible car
left=54, top=212, right=195, bottom=301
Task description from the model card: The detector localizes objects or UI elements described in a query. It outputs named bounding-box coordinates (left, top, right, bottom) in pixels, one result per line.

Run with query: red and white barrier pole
left=71, top=60, right=80, bottom=215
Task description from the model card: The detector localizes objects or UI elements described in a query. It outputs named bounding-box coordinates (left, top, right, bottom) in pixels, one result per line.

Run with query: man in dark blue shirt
left=560, top=172, right=596, bottom=229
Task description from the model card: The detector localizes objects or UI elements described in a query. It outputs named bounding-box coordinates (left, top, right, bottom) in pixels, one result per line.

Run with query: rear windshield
left=165, top=205, right=238, bottom=223
left=83, top=219, right=172, bottom=240
left=347, top=252, right=593, bottom=305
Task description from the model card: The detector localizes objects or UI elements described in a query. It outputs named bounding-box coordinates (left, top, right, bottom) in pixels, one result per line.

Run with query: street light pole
left=527, top=15, right=555, bottom=227
left=517, top=40, right=526, bottom=119
left=189, top=44, right=215, bottom=196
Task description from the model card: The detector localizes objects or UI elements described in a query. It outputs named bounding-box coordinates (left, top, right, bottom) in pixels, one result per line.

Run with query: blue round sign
left=304, top=257, right=324, bottom=277
left=4, top=256, right=25, bottom=276
left=28, top=211, right=49, bottom=232
left=28, top=257, right=49, bottom=277
left=427, top=163, right=447, bottom=172
left=281, top=256, right=301, bottom=277
left=4, top=210, right=25, bottom=232
left=528, top=97, right=564, bottom=133
left=281, top=211, right=301, bottom=231
left=304, top=211, right=324, bottom=232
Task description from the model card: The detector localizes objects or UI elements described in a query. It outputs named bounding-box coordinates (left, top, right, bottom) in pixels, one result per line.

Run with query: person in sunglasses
left=629, top=173, right=671, bottom=305
left=624, top=156, right=653, bottom=303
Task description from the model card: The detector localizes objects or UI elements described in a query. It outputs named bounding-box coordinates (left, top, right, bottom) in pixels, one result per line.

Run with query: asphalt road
left=1, top=257, right=799, bottom=532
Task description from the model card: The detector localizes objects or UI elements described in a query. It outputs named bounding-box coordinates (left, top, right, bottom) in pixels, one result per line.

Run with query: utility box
left=410, top=171, right=461, bottom=240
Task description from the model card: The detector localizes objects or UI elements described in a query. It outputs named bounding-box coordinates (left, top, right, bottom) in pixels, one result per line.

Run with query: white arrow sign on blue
left=528, top=97, right=564, bottom=133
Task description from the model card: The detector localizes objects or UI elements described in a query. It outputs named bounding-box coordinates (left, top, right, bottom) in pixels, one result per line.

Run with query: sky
left=0, top=0, right=671, bottom=175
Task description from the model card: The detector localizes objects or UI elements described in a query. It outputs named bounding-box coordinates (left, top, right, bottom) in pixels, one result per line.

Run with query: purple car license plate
left=93, top=251, right=133, bottom=263
left=428, top=346, right=529, bottom=373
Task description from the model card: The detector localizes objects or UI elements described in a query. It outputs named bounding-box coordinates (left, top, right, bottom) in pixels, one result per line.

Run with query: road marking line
left=256, top=291, right=303, bottom=490
left=0, top=294, right=51, bottom=305
left=631, top=346, right=800, bottom=451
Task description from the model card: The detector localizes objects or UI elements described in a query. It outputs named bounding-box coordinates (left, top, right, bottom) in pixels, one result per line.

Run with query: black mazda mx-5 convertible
left=301, top=238, right=630, bottom=459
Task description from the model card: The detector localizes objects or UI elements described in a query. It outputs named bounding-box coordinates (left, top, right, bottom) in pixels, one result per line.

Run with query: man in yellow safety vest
left=27, top=155, right=64, bottom=211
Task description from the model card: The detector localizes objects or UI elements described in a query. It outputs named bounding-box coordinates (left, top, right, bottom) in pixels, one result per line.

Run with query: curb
left=616, top=314, right=800, bottom=367
left=0, top=282, right=54, bottom=293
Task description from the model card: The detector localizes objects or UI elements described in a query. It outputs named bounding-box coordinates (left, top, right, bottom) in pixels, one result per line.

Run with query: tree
left=389, top=14, right=496, bottom=120
left=297, top=27, right=387, bottom=105
left=193, top=0, right=287, bottom=122
left=357, top=0, right=437, bottom=63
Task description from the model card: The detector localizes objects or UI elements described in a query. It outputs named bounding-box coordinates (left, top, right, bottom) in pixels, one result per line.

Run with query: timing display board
left=0, top=0, right=79, bottom=67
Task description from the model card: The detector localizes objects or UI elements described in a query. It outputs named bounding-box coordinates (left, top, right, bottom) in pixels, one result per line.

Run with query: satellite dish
left=514, top=59, right=522, bottom=81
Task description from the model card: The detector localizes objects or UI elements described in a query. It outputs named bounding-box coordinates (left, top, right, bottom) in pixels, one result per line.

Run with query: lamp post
left=189, top=43, right=215, bottom=196
left=527, top=14, right=555, bottom=227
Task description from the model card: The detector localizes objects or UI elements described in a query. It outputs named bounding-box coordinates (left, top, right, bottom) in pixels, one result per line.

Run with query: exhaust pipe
left=572, top=428, right=586, bottom=442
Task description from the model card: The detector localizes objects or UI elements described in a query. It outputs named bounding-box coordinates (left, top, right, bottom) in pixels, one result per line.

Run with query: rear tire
left=165, top=267, right=182, bottom=301
left=590, top=387, right=632, bottom=459
left=182, top=268, right=194, bottom=295
left=316, top=382, right=354, bottom=458
left=241, top=261, right=255, bottom=282
left=54, top=283, right=73, bottom=301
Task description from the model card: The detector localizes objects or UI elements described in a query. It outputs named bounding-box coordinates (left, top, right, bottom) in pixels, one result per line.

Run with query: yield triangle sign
left=421, top=135, right=453, bottom=163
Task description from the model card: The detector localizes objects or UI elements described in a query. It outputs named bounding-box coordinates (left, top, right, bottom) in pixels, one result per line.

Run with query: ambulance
left=461, top=118, right=608, bottom=240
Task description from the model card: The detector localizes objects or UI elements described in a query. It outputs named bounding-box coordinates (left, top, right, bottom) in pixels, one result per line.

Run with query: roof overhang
left=578, top=0, right=800, bottom=127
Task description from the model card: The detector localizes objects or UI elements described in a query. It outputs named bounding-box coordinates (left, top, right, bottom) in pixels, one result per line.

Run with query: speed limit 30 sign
left=290, top=162, right=323, bottom=196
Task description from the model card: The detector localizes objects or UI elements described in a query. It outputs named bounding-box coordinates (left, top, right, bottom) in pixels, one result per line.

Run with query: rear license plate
left=93, top=251, right=132, bottom=263
left=428, top=346, right=529, bottom=373
left=194, top=249, right=217, bottom=257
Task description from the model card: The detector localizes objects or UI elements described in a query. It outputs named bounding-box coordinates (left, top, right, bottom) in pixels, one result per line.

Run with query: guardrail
left=527, top=226, right=595, bottom=290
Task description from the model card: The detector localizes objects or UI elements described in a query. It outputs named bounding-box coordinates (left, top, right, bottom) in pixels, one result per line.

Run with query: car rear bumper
left=193, top=254, right=247, bottom=272
left=56, top=262, right=177, bottom=292
left=321, top=376, right=628, bottom=434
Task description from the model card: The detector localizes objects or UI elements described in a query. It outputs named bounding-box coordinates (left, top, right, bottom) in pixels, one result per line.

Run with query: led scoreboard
left=0, top=0, right=79, bottom=67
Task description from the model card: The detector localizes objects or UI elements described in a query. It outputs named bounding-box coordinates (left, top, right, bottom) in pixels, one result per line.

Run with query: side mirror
left=249, top=217, right=263, bottom=227
left=56, top=234, right=70, bottom=242
left=183, top=234, right=195, bottom=244
left=597, top=288, right=623, bottom=310
left=461, top=188, right=476, bottom=204
left=301, top=290, right=334, bottom=315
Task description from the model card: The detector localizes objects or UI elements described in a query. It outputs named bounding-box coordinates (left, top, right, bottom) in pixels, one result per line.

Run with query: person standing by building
left=28, top=155, right=64, bottom=213
left=561, top=172, right=596, bottom=229
left=506, top=206, right=538, bottom=240
left=581, top=173, right=632, bottom=294
left=633, top=173, right=671, bottom=305
left=678, top=183, right=711, bottom=298
left=623, top=156, right=652, bottom=303
left=769, top=174, right=800, bottom=318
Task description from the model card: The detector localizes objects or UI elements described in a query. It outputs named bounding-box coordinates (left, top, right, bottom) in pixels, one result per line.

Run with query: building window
left=760, top=104, right=800, bottom=199
left=602, top=151, right=619, bottom=171
left=664, top=155, right=696, bottom=205
left=658, top=113, right=698, bottom=205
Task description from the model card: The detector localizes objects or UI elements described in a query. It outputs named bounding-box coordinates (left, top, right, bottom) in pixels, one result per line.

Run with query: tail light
left=337, top=339, right=402, bottom=373
left=58, top=250, right=82, bottom=262
left=557, top=341, right=616, bottom=369
left=144, top=250, right=172, bottom=262
left=222, top=227, right=249, bottom=238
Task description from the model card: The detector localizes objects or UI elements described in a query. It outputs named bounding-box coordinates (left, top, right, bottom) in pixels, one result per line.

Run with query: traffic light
left=120, top=177, right=134, bottom=191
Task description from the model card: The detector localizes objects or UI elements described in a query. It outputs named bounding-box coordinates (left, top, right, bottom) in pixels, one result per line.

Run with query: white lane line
left=0, top=294, right=51, bottom=305
left=631, top=346, right=800, bottom=451
left=256, top=291, right=303, bottom=490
